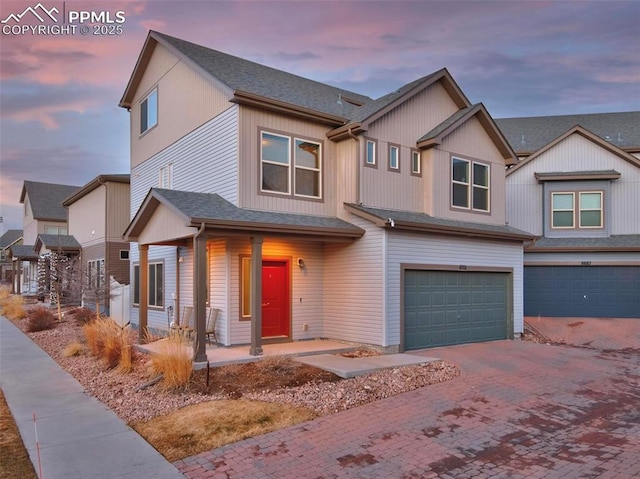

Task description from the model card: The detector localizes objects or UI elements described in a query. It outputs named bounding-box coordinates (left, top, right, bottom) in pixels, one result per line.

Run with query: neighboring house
left=120, top=31, right=533, bottom=360
left=15, top=181, right=80, bottom=294
left=0, top=229, right=23, bottom=285
left=499, top=112, right=640, bottom=318
left=62, top=174, right=131, bottom=313
left=34, top=234, right=82, bottom=303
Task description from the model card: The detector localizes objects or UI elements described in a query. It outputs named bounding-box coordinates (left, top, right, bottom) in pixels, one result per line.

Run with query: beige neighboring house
left=498, top=112, right=640, bottom=318
left=0, top=229, right=22, bottom=285
left=14, top=181, right=80, bottom=295
left=120, top=31, right=534, bottom=361
left=63, top=174, right=131, bottom=314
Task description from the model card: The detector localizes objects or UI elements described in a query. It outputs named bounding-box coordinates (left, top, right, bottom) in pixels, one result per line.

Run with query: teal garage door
left=404, top=270, right=509, bottom=350
left=524, top=266, right=640, bottom=318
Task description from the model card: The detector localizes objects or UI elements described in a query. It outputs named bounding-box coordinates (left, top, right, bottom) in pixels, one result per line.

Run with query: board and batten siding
left=238, top=106, right=337, bottom=216
left=428, top=117, right=508, bottom=225
left=506, top=132, right=640, bottom=236
left=227, top=238, right=325, bottom=345
left=130, top=42, right=233, bottom=169
left=323, top=215, right=385, bottom=346
left=359, top=82, right=459, bottom=213
left=335, top=138, right=359, bottom=219
left=106, top=182, right=131, bottom=242
left=387, top=231, right=525, bottom=345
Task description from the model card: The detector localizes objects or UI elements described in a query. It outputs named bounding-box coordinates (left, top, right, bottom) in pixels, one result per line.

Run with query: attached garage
left=524, top=266, right=640, bottom=318
left=403, top=269, right=511, bottom=350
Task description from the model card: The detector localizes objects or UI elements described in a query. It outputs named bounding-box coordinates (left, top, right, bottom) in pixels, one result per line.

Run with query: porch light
left=297, top=258, right=305, bottom=268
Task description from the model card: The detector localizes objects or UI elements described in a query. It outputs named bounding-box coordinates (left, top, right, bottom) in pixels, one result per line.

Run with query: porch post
left=11, top=259, right=16, bottom=294
left=138, top=244, right=148, bottom=344
left=193, top=231, right=207, bottom=362
left=250, top=236, right=263, bottom=356
left=16, top=260, right=21, bottom=295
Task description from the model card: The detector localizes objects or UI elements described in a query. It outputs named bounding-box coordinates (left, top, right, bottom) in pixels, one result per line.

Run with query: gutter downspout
left=347, top=127, right=361, bottom=205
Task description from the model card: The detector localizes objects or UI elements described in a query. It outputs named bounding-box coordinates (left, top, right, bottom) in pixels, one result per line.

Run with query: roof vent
left=337, top=93, right=342, bottom=105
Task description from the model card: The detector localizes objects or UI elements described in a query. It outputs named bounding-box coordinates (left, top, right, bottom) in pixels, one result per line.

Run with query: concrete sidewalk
left=0, top=316, right=183, bottom=479
left=295, top=353, right=440, bottom=378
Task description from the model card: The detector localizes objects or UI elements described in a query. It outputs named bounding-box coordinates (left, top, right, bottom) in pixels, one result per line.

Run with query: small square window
left=120, top=250, right=129, bottom=260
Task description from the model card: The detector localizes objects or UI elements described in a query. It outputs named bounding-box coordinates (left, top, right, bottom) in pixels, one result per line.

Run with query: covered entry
left=403, top=268, right=511, bottom=350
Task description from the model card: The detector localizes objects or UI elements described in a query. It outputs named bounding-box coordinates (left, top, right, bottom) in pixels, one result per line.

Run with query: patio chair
left=205, top=308, right=220, bottom=344
left=178, top=306, right=193, bottom=337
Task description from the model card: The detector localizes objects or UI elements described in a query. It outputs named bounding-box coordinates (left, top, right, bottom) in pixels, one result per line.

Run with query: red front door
left=261, top=261, right=290, bottom=338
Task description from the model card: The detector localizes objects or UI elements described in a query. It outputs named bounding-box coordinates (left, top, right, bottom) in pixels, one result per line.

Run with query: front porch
left=136, top=338, right=360, bottom=369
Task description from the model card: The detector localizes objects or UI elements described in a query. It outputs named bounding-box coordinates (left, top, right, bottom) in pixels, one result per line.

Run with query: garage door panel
left=404, top=270, right=509, bottom=350
left=524, top=266, right=640, bottom=318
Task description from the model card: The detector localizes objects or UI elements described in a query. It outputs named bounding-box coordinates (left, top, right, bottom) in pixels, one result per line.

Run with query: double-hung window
left=551, top=191, right=603, bottom=229
left=132, top=262, right=164, bottom=308
left=87, top=259, right=105, bottom=290
left=452, top=157, right=490, bottom=211
left=260, top=131, right=322, bottom=199
left=140, top=89, right=158, bottom=134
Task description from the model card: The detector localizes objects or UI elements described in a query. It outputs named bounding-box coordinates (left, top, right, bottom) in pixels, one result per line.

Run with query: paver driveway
left=175, top=340, right=640, bottom=479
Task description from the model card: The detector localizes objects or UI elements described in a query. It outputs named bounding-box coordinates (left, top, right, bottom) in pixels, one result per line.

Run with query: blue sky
left=1, top=0, right=639, bottom=232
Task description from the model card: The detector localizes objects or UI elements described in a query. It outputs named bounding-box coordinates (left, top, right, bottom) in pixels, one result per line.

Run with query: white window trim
left=159, top=163, right=173, bottom=189
left=551, top=192, right=576, bottom=229
left=579, top=191, right=603, bottom=229
left=140, top=88, right=158, bottom=135
left=451, top=157, right=490, bottom=212
left=389, top=145, right=400, bottom=171
left=260, top=131, right=291, bottom=196
left=365, top=139, right=377, bottom=166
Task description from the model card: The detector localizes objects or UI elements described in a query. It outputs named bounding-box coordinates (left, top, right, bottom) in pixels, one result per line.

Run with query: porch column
left=193, top=232, right=207, bottom=362
left=16, top=260, right=21, bottom=295
left=138, top=244, right=148, bottom=344
left=250, top=236, right=263, bottom=356
left=11, top=259, right=16, bottom=294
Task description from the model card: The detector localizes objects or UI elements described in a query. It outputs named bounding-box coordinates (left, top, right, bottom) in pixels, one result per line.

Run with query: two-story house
left=120, top=31, right=533, bottom=360
left=62, top=174, right=131, bottom=314
left=499, top=112, right=640, bottom=318
left=13, top=181, right=80, bottom=295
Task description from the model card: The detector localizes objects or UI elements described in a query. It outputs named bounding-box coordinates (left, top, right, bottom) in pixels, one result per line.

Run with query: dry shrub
left=26, top=306, right=56, bottom=332
left=62, top=341, right=84, bottom=357
left=72, top=307, right=95, bottom=325
left=148, top=333, right=192, bottom=390
left=0, top=285, right=10, bottom=302
left=83, top=317, right=132, bottom=370
left=1, top=295, right=26, bottom=321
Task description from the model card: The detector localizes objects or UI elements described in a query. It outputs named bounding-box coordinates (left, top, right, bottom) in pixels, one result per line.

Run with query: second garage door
left=404, top=270, right=510, bottom=350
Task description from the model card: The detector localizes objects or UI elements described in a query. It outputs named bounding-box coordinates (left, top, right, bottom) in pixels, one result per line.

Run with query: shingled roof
left=496, top=112, right=640, bottom=155
left=527, top=235, right=640, bottom=252
left=35, top=234, right=81, bottom=253
left=0, top=229, right=22, bottom=249
left=20, top=181, right=80, bottom=221
left=125, top=188, right=364, bottom=241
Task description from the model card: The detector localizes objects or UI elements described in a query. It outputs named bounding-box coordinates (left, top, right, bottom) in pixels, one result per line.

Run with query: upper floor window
left=411, top=150, right=421, bottom=176
left=451, top=157, right=490, bottom=212
left=551, top=191, right=602, bottom=229
left=45, top=225, right=67, bottom=235
left=159, top=163, right=173, bottom=189
left=260, top=131, right=322, bottom=199
left=140, top=89, right=158, bottom=135
left=389, top=144, right=400, bottom=171
left=365, top=139, right=377, bottom=167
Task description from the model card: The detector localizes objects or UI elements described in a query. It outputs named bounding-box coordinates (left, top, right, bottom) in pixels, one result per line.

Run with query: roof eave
left=232, top=90, right=347, bottom=127
left=389, top=220, right=535, bottom=242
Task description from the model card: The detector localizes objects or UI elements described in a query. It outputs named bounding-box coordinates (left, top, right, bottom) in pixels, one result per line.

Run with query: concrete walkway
left=0, top=316, right=183, bottom=479
left=296, top=353, right=440, bottom=378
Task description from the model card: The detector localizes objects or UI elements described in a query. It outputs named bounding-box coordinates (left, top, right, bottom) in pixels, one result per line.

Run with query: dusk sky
left=1, top=0, right=639, bottom=233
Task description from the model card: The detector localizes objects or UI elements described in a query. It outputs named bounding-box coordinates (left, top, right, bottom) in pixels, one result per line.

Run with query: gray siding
left=524, top=251, right=640, bottom=265
left=387, top=231, right=524, bottom=343
left=323, top=215, right=385, bottom=346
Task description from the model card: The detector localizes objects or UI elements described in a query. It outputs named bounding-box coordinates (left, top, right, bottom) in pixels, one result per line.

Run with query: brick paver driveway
left=175, top=340, right=640, bottom=479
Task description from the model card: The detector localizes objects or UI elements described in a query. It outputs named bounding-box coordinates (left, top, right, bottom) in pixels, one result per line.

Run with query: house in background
left=62, top=174, right=131, bottom=314
left=14, top=181, right=80, bottom=295
left=0, top=229, right=22, bottom=285
left=498, top=112, right=640, bottom=318
left=120, top=31, right=533, bottom=360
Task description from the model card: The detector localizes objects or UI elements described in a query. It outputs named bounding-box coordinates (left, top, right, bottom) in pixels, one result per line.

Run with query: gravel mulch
left=14, top=312, right=460, bottom=424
